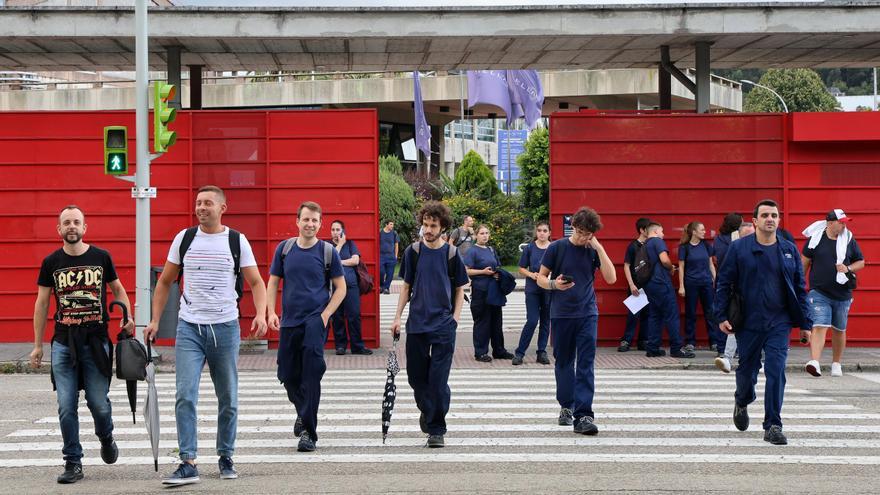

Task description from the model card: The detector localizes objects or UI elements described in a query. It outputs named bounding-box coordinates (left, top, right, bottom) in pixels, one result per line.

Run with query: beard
left=63, top=232, right=82, bottom=244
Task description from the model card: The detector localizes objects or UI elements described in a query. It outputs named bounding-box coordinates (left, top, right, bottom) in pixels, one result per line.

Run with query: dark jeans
left=515, top=290, right=551, bottom=357
left=552, top=316, right=598, bottom=420
left=622, top=302, right=649, bottom=345
left=380, top=260, right=396, bottom=291
left=406, top=322, right=457, bottom=435
left=52, top=340, right=114, bottom=464
left=684, top=282, right=724, bottom=351
left=277, top=316, right=328, bottom=441
left=331, top=283, right=365, bottom=351
left=644, top=282, right=683, bottom=353
left=470, top=288, right=507, bottom=357
left=734, top=325, right=790, bottom=430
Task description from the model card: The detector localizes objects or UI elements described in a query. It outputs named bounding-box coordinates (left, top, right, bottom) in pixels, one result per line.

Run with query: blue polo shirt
left=646, top=237, right=672, bottom=288
left=540, top=238, right=601, bottom=319
left=462, top=245, right=499, bottom=292
left=332, top=239, right=360, bottom=287
left=403, top=243, right=469, bottom=334
left=677, top=241, right=714, bottom=286
left=269, top=239, right=344, bottom=328
left=379, top=229, right=399, bottom=262
left=519, top=241, right=549, bottom=294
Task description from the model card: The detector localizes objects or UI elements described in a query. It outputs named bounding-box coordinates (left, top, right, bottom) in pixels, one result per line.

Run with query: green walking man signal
left=153, top=81, right=177, bottom=153
left=103, top=126, right=128, bottom=175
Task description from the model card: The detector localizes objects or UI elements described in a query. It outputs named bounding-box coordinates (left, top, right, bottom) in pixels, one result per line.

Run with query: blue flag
left=506, top=70, right=544, bottom=129
left=467, top=69, right=544, bottom=128
left=412, top=71, right=431, bottom=159
left=467, top=70, right=514, bottom=122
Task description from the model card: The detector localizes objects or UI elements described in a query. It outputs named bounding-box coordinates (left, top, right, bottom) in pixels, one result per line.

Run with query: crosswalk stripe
left=107, top=387, right=818, bottom=396
left=97, top=395, right=838, bottom=404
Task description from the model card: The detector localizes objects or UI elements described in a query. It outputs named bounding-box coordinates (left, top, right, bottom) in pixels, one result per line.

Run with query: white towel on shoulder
left=801, top=220, right=851, bottom=285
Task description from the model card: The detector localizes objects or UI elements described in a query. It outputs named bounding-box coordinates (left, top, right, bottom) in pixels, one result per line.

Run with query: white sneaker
left=714, top=356, right=731, bottom=373
left=805, top=359, right=822, bottom=377
left=831, top=362, right=843, bottom=377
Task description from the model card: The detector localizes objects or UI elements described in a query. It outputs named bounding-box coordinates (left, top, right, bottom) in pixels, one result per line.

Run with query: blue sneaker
left=162, top=462, right=200, bottom=485
left=218, top=456, right=237, bottom=480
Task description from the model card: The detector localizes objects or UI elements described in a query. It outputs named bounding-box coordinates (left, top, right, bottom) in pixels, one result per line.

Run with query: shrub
left=517, top=127, right=550, bottom=222
left=444, top=192, right=529, bottom=265
left=453, top=150, right=501, bottom=200
left=379, top=168, right=418, bottom=246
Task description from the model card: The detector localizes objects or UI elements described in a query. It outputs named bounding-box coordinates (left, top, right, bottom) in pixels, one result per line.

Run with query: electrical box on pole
left=103, top=126, right=128, bottom=175
left=153, top=81, right=177, bottom=153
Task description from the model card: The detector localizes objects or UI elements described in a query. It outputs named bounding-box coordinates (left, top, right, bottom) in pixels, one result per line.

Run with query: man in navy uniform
left=715, top=199, right=812, bottom=445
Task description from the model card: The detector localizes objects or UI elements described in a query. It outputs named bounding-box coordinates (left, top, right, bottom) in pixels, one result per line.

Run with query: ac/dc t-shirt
left=37, top=246, right=119, bottom=343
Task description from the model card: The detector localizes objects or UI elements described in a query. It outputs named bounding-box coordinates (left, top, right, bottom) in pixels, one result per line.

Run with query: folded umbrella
left=143, top=338, right=160, bottom=472
left=110, top=301, right=146, bottom=424
left=381, top=334, right=401, bottom=444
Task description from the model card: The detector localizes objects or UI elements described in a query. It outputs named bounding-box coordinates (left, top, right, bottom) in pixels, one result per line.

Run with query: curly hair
left=571, top=207, right=603, bottom=233
left=718, top=213, right=743, bottom=235
left=417, top=201, right=452, bottom=231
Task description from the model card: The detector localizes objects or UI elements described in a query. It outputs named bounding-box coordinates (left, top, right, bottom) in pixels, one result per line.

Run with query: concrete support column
left=166, top=46, right=182, bottom=109
left=695, top=42, right=711, bottom=113
left=188, top=64, right=203, bottom=110
left=658, top=62, right=672, bottom=110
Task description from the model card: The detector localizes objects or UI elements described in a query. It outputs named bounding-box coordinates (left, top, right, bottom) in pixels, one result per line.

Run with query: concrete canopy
left=2, top=3, right=880, bottom=71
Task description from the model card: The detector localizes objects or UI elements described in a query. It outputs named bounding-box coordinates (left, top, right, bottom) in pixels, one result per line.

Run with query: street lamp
left=741, top=79, right=789, bottom=113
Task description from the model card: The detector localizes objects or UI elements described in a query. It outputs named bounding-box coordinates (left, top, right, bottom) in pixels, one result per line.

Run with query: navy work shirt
left=269, top=239, right=344, bottom=328
left=540, top=238, right=601, bottom=319
left=760, top=243, right=791, bottom=329
left=379, top=229, right=399, bottom=262
left=678, top=241, right=715, bottom=286
left=646, top=237, right=672, bottom=288
left=332, top=239, right=361, bottom=287
left=519, top=241, right=549, bottom=294
left=463, top=245, right=500, bottom=292
left=403, top=243, right=469, bottom=335
left=714, top=233, right=733, bottom=267
left=802, top=234, right=863, bottom=301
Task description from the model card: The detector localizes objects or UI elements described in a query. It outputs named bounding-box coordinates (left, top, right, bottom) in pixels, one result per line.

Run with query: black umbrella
left=110, top=301, right=147, bottom=424
left=381, top=333, right=401, bottom=444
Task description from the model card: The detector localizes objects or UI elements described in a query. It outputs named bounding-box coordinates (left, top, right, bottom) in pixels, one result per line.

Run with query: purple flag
left=467, top=70, right=513, bottom=120
left=506, top=70, right=544, bottom=129
left=412, top=71, right=431, bottom=159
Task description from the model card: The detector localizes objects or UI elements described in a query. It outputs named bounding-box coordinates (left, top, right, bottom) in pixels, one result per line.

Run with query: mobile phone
left=560, top=275, right=574, bottom=283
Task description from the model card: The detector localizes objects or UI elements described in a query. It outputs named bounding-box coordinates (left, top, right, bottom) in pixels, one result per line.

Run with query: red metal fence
left=550, top=111, right=879, bottom=346
left=0, top=109, right=379, bottom=348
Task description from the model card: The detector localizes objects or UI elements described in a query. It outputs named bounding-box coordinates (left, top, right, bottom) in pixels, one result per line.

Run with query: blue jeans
left=52, top=340, right=114, bottom=464
left=622, top=302, right=649, bottom=345
left=331, top=282, right=365, bottom=351
left=552, top=316, right=598, bottom=420
left=380, top=260, right=397, bottom=291
left=277, top=315, right=328, bottom=442
left=406, top=322, right=457, bottom=435
left=684, top=282, right=724, bottom=351
left=644, top=282, right=684, bottom=353
left=515, top=291, right=551, bottom=357
left=734, top=324, right=790, bottom=430
left=175, top=319, right=240, bottom=461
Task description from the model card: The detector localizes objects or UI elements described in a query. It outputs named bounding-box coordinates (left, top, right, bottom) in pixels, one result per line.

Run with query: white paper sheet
left=623, top=289, right=649, bottom=314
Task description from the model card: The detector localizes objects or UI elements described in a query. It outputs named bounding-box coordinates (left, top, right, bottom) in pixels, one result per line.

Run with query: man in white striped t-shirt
left=145, top=185, right=267, bottom=486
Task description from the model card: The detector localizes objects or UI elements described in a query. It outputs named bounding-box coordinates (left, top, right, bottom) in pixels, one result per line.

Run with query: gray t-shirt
left=450, top=226, right=474, bottom=256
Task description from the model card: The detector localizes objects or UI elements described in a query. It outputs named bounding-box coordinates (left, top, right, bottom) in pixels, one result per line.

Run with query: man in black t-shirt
left=31, top=206, right=134, bottom=484
left=802, top=209, right=865, bottom=378
left=619, top=217, right=651, bottom=352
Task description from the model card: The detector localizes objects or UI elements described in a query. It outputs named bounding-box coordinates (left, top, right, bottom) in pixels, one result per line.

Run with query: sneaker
left=294, top=417, right=304, bottom=437
left=558, top=408, right=574, bottom=426
left=763, top=425, right=788, bottom=445
left=710, top=344, right=718, bottom=353
left=57, top=462, right=83, bottom=484
left=419, top=412, right=428, bottom=434
left=714, top=356, right=731, bottom=373
left=297, top=432, right=316, bottom=452
left=831, top=362, right=843, bottom=377
left=536, top=351, right=550, bottom=365
left=646, top=349, right=667, bottom=358
left=617, top=340, right=631, bottom=352
left=162, top=462, right=200, bottom=485
left=426, top=434, right=445, bottom=448
left=511, top=355, right=524, bottom=366
left=733, top=404, right=749, bottom=431
left=805, top=359, right=822, bottom=377
left=670, top=349, right=696, bottom=358
left=99, top=435, right=118, bottom=464
left=493, top=351, right=515, bottom=360
left=573, top=416, right=599, bottom=436
left=475, top=354, right=492, bottom=363
left=218, top=456, right=238, bottom=480
left=351, top=348, right=374, bottom=355
left=683, top=344, right=695, bottom=353
left=636, top=341, right=646, bottom=351
left=335, top=348, right=346, bottom=355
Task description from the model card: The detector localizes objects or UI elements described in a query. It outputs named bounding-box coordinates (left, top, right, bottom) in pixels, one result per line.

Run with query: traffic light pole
left=134, top=0, right=151, bottom=344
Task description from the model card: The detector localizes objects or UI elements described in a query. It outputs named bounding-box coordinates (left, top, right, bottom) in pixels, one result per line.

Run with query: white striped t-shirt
left=167, top=226, right=257, bottom=324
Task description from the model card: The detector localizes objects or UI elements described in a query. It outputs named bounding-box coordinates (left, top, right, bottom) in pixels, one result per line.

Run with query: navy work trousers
left=515, top=290, right=551, bottom=357
left=406, top=323, right=457, bottom=436
left=644, top=282, right=684, bottom=353
left=734, top=324, right=790, bottom=430
left=552, top=316, right=598, bottom=420
left=331, top=283, right=365, bottom=352
left=277, top=316, right=327, bottom=442
left=470, top=288, right=507, bottom=358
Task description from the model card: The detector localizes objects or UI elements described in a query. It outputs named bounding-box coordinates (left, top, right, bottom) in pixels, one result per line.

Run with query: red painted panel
left=552, top=113, right=784, bottom=142
left=267, top=187, right=376, bottom=213
left=552, top=189, right=782, bottom=213
left=789, top=189, right=880, bottom=211
left=791, top=112, right=880, bottom=142
left=553, top=163, right=783, bottom=189
left=269, top=163, right=376, bottom=186
left=552, top=142, right=783, bottom=165
left=269, top=110, right=376, bottom=137
left=269, top=138, right=375, bottom=163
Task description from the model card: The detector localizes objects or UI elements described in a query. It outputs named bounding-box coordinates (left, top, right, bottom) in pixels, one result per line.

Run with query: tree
left=453, top=150, right=500, bottom=200
left=516, top=127, right=549, bottom=222
left=744, top=69, right=840, bottom=113
left=444, top=192, right=529, bottom=265
left=378, top=155, right=417, bottom=244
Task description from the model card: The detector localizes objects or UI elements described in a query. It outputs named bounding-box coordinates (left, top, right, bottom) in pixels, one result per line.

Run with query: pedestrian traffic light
left=153, top=81, right=177, bottom=153
left=103, top=126, right=128, bottom=175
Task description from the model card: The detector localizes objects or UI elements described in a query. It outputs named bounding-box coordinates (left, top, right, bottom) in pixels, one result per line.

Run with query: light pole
left=741, top=79, right=789, bottom=113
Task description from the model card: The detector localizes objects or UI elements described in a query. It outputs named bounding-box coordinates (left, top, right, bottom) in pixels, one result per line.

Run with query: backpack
left=177, top=226, right=243, bottom=311
left=355, top=261, right=374, bottom=295
left=631, top=240, right=653, bottom=289
left=280, top=237, right=335, bottom=295
left=405, top=241, right=459, bottom=302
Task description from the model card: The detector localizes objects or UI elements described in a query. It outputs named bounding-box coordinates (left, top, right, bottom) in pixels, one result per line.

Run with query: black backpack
left=631, top=240, right=653, bottom=289
left=404, top=242, right=459, bottom=304
left=177, top=227, right=244, bottom=308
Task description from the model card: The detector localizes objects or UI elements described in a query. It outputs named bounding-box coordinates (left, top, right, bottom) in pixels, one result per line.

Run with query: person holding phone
left=329, top=220, right=371, bottom=355
left=514, top=222, right=553, bottom=365
left=537, top=207, right=616, bottom=435
left=463, top=225, right=514, bottom=362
